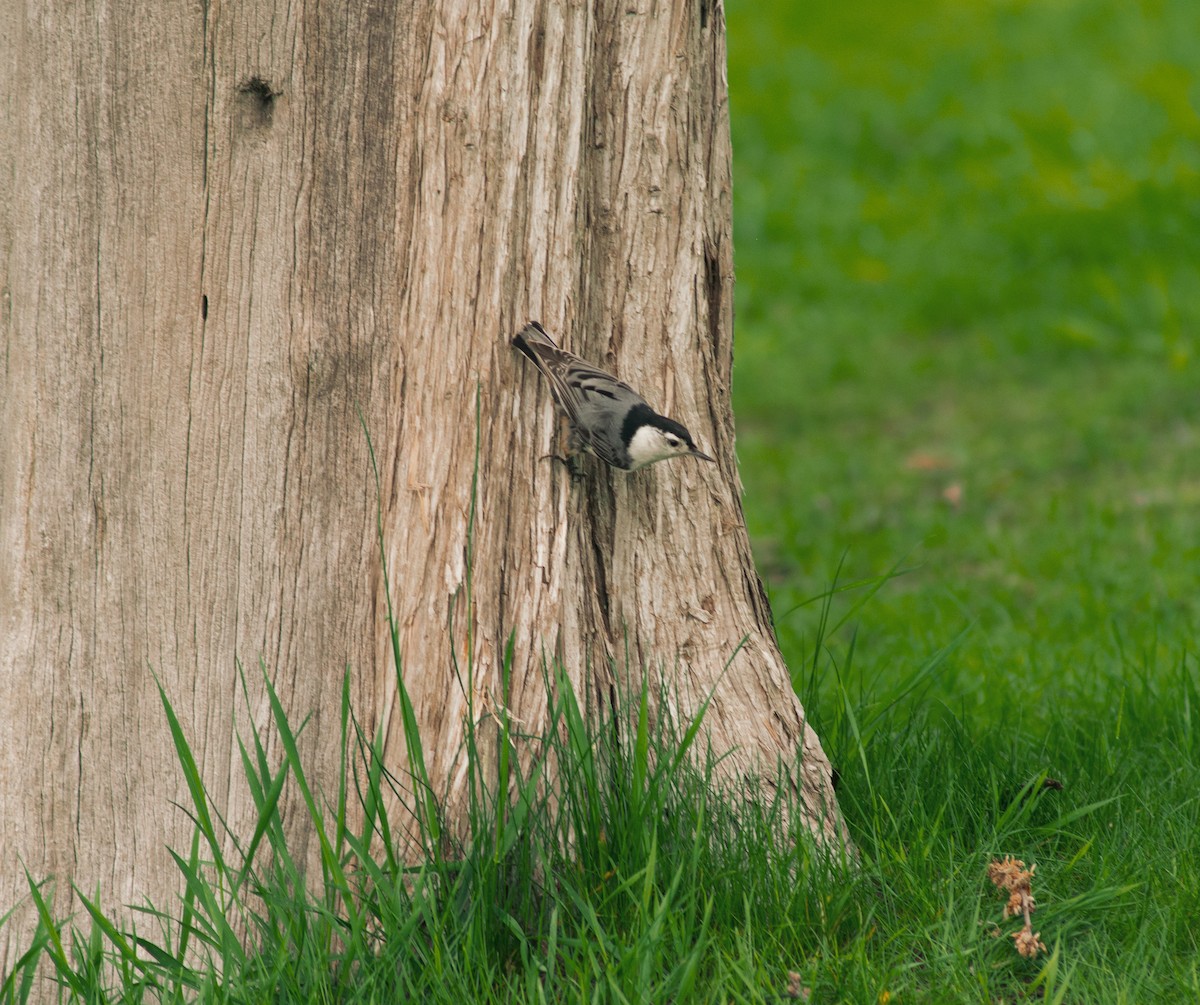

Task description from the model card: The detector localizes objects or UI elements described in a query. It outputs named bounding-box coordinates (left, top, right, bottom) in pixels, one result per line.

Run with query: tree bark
left=0, top=0, right=846, bottom=966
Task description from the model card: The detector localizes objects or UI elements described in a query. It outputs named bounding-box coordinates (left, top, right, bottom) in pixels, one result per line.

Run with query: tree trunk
left=0, top=0, right=846, bottom=965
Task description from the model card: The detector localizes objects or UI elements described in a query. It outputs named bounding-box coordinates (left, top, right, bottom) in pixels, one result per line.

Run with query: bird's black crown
left=620, top=403, right=696, bottom=447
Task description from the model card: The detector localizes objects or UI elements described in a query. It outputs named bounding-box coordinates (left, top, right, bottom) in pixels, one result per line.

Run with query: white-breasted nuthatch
left=512, top=321, right=715, bottom=471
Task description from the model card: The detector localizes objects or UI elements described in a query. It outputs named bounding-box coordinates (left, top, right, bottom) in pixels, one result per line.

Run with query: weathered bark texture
left=0, top=0, right=846, bottom=968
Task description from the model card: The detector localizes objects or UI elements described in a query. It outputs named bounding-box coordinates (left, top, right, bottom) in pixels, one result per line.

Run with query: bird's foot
left=541, top=451, right=585, bottom=483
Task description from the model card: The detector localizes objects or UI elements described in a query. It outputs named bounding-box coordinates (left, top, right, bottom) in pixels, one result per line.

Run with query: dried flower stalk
left=987, top=856, right=1048, bottom=959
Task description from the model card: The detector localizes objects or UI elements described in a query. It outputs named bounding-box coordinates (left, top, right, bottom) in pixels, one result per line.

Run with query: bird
left=511, top=320, right=715, bottom=472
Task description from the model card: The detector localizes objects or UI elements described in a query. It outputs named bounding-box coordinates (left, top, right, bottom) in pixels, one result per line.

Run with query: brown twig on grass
left=987, top=856, right=1048, bottom=959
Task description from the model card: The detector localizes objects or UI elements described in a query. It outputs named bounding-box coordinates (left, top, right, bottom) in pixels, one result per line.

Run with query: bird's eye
left=666, top=436, right=680, bottom=448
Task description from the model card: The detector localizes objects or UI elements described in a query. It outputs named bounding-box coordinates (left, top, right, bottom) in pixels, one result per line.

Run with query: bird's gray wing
left=568, top=377, right=646, bottom=467
left=512, top=324, right=643, bottom=466
left=529, top=346, right=640, bottom=426
left=574, top=420, right=625, bottom=467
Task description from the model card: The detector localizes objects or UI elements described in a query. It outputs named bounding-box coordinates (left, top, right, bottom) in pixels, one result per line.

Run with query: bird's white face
left=626, top=424, right=711, bottom=470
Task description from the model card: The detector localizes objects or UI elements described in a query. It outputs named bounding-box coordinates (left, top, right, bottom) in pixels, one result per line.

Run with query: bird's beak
left=690, top=447, right=716, bottom=463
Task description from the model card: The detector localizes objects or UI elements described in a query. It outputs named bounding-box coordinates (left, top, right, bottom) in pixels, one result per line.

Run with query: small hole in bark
left=201, top=294, right=208, bottom=320
left=238, top=76, right=279, bottom=126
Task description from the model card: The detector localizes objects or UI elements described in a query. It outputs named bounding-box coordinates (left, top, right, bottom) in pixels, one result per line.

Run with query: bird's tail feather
left=511, top=320, right=558, bottom=363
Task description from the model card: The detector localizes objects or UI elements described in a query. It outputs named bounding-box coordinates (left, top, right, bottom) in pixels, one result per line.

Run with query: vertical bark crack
left=586, top=486, right=613, bottom=639
left=703, top=237, right=722, bottom=359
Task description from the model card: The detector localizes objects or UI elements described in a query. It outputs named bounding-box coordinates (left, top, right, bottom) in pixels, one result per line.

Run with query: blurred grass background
left=727, top=0, right=1200, bottom=721
left=725, top=4, right=1200, bottom=994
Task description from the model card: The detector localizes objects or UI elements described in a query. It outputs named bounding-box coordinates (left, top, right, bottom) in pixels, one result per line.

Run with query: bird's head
left=624, top=407, right=715, bottom=471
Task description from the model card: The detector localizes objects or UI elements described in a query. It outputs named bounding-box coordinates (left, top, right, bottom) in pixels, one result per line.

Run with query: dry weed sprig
left=784, top=970, right=810, bottom=1000
left=987, top=856, right=1048, bottom=959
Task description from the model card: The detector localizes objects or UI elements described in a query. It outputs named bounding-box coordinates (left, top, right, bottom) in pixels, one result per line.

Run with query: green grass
left=6, top=0, right=1200, bottom=1000
left=727, top=0, right=1200, bottom=998
left=7, top=624, right=1196, bottom=1001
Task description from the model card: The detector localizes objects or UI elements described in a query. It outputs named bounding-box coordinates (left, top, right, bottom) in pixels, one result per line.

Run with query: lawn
left=6, top=0, right=1199, bottom=1001
left=728, top=0, right=1200, bottom=998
